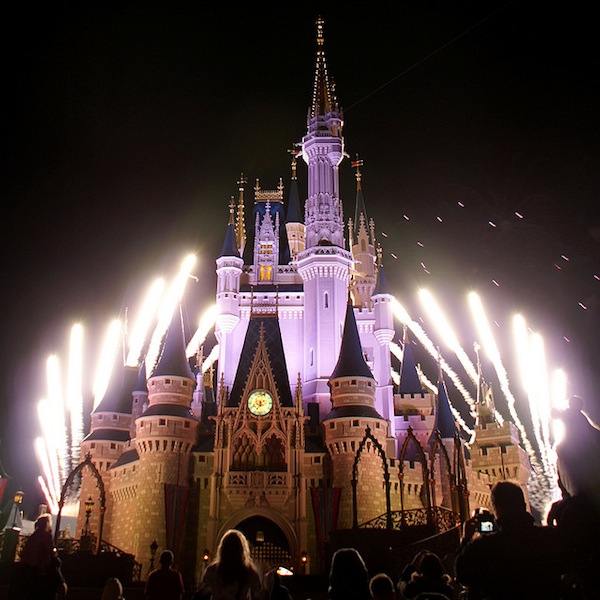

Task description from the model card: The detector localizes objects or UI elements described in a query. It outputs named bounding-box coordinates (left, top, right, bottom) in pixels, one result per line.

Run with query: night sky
left=1, top=2, right=598, bottom=514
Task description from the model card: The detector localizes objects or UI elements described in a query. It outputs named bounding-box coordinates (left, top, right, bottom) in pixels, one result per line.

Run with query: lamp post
left=0, top=490, right=24, bottom=565
left=300, top=550, right=308, bottom=575
left=11, top=490, right=24, bottom=528
left=80, top=495, right=95, bottom=552
left=149, top=540, right=158, bottom=573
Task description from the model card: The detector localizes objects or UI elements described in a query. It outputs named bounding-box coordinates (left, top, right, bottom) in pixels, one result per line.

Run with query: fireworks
left=34, top=254, right=568, bottom=517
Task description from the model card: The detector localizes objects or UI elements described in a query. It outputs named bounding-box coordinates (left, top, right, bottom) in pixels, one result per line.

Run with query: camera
left=474, top=507, right=495, bottom=534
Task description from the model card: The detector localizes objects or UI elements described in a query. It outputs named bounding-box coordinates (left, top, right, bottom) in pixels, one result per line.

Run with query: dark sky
left=1, top=2, right=599, bottom=513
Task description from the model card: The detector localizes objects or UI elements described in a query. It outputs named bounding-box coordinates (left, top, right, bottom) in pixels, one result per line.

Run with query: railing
left=359, top=506, right=460, bottom=534
left=227, top=471, right=289, bottom=488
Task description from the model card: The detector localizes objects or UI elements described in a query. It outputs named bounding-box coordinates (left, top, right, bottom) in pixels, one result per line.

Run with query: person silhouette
left=145, top=549, right=184, bottom=600
left=328, top=547, right=370, bottom=600
left=196, top=529, right=262, bottom=600
left=455, top=481, right=568, bottom=599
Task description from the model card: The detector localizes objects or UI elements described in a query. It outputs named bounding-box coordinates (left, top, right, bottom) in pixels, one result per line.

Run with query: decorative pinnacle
left=278, top=177, right=284, bottom=193
left=316, top=16, right=325, bottom=46
left=351, top=155, right=364, bottom=189
left=237, top=173, right=247, bottom=191
left=287, top=148, right=300, bottom=180
left=228, top=197, right=235, bottom=224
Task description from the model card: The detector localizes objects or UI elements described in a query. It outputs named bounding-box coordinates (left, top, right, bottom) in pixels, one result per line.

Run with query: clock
left=247, top=390, right=273, bottom=416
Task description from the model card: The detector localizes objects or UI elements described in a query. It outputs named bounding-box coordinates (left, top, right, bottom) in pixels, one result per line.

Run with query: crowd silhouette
left=6, top=395, right=600, bottom=599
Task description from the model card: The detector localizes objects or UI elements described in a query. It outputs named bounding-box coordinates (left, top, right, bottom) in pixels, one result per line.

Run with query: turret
left=297, top=18, right=353, bottom=416
left=323, top=299, right=387, bottom=528
left=349, top=157, right=376, bottom=309
left=133, top=307, right=198, bottom=567
left=301, top=17, right=345, bottom=249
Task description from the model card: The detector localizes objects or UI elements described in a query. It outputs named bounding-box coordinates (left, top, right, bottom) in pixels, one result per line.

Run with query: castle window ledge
left=227, top=471, right=289, bottom=488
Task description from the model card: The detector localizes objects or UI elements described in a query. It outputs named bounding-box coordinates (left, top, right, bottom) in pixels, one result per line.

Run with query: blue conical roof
left=398, top=328, right=422, bottom=394
left=220, top=221, right=240, bottom=258
left=150, top=306, right=195, bottom=380
left=330, top=299, right=373, bottom=380
left=429, top=374, right=458, bottom=442
left=373, top=264, right=390, bottom=296
left=95, top=358, right=138, bottom=414
left=286, top=177, right=303, bottom=224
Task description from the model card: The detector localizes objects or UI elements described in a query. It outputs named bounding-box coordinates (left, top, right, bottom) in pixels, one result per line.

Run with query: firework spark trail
left=514, top=315, right=555, bottom=479
left=67, top=324, right=84, bottom=470
left=93, top=319, right=122, bottom=411
left=37, top=475, right=58, bottom=515
left=46, top=356, right=69, bottom=486
left=391, top=339, right=474, bottom=435
left=35, top=431, right=60, bottom=510
left=468, top=293, right=549, bottom=502
left=202, top=344, right=220, bottom=373
left=146, top=254, right=197, bottom=373
left=391, top=299, right=477, bottom=429
left=126, top=278, right=165, bottom=367
left=187, top=304, right=219, bottom=358
left=530, top=333, right=554, bottom=478
left=419, top=289, right=479, bottom=386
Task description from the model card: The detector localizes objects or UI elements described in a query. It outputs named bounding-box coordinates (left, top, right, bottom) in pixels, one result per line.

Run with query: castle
left=75, top=18, right=530, bottom=582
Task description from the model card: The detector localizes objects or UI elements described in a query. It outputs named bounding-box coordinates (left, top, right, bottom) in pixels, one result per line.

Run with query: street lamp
left=202, top=548, right=210, bottom=563
left=83, top=496, right=94, bottom=535
left=300, top=550, right=308, bottom=574
left=149, top=540, right=158, bottom=572
left=11, top=490, right=24, bottom=528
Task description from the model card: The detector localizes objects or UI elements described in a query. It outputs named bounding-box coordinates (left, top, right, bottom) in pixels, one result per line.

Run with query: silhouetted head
left=159, top=549, right=174, bottom=568
left=35, top=514, right=52, bottom=532
left=216, top=529, right=251, bottom=565
left=369, top=572, right=395, bottom=600
left=329, top=547, right=370, bottom=600
left=419, top=552, right=444, bottom=580
left=568, top=395, right=584, bottom=412
left=491, top=481, right=527, bottom=519
left=100, top=577, right=124, bottom=600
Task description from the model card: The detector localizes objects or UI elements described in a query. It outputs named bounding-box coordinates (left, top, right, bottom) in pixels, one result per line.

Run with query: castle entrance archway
left=235, top=516, right=292, bottom=571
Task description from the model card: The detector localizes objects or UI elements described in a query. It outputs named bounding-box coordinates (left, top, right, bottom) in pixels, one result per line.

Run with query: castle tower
left=323, top=299, right=387, bottom=529
left=133, top=307, right=198, bottom=568
left=297, top=18, right=353, bottom=418
left=349, top=158, right=376, bottom=310
left=427, top=364, right=459, bottom=511
left=215, top=203, right=244, bottom=393
left=470, top=381, right=531, bottom=499
left=77, top=360, right=136, bottom=543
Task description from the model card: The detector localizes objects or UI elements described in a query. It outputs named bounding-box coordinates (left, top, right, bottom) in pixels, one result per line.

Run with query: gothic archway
left=428, top=430, right=456, bottom=510
left=54, top=453, right=106, bottom=552
left=352, top=426, right=391, bottom=529
left=398, top=427, right=431, bottom=526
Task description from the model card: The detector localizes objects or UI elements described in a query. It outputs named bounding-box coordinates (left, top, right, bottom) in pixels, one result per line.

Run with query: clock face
left=247, top=390, right=273, bottom=416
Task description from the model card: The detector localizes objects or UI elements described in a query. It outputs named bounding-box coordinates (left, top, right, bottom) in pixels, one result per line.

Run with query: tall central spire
left=301, top=17, right=346, bottom=249
left=310, top=16, right=339, bottom=120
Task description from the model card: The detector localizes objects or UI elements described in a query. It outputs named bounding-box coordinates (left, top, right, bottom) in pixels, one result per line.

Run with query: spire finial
left=316, top=16, right=325, bottom=46
left=351, top=155, right=363, bottom=190
left=287, top=148, right=299, bottom=180
left=228, top=196, right=235, bottom=224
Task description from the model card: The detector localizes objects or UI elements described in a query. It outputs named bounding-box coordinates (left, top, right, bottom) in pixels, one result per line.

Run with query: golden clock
left=247, top=390, right=273, bottom=416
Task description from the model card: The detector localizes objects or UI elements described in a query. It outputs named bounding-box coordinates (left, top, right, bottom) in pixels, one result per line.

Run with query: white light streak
left=146, top=254, right=197, bottom=373
left=93, top=319, right=122, bottom=410
left=186, top=304, right=218, bottom=358
left=126, top=278, right=165, bottom=367
left=67, top=324, right=84, bottom=468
